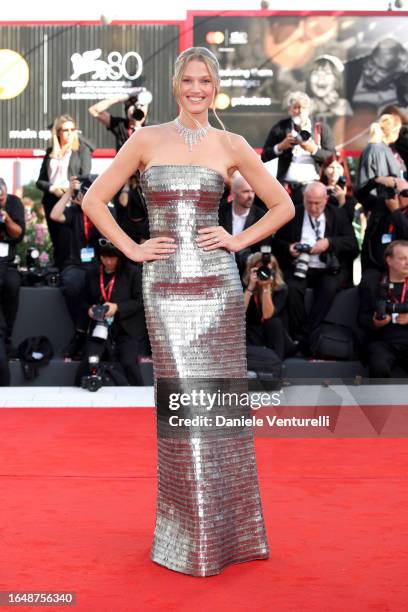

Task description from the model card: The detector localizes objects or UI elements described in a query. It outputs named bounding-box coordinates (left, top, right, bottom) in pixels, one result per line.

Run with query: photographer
left=117, top=174, right=150, bottom=244
left=76, top=240, right=148, bottom=388
left=36, top=115, right=93, bottom=268
left=356, top=176, right=408, bottom=277
left=243, top=250, right=296, bottom=360
left=261, top=91, right=335, bottom=205
left=88, top=88, right=152, bottom=152
left=273, top=182, right=358, bottom=344
left=50, top=175, right=116, bottom=358
left=0, top=178, right=25, bottom=373
left=358, top=240, right=408, bottom=378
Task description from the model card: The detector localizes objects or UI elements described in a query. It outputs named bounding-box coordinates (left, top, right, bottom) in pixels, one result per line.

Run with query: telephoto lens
left=293, top=243, right=312, bottom=279
left=256, top=245, right=272, bottom=281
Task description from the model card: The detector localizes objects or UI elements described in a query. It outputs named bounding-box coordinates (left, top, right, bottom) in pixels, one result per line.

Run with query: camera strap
left=99, top=265, right=116, bottom=302
left=308, top=215, right=321, bottom=239
left=83, top=211, right=93, bottom=245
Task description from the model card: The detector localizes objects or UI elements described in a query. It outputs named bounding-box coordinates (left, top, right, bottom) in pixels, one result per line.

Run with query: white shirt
left=48, top=149, right=72, bottom=189
left=231, top=206, right=250, bottom=235
left=300, top=211, right=326, bottom=269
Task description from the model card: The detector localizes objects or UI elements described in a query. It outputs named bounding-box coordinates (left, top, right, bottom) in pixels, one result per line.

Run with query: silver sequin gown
left=140, top=165, right=269, bottom=577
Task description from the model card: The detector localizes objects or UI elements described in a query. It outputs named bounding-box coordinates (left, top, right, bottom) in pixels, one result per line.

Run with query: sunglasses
left=399, top=189, right=408, bottom=198
left=59, top=128, right=76, bottom=133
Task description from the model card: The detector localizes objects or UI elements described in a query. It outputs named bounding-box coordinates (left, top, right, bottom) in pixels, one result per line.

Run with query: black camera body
left=92, top=304, right=109, bottom=322
left=293, top=129, right=311, bottom=143
left=81, top=356, right=103, bottom=392
left=320, top=251, right=341, bottom=275
left=384, top=186, right=397, bottom=199
left=375, top=279, right=408, bottom=320
left=294, top=242, right=312, bottom=254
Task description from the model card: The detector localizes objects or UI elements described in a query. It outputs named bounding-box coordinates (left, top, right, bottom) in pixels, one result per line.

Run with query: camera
left=375, top=279, right=408, bottom=320
left=384, top=186, right=397, bottom=199
left=91, top=304, right=109, bottom=341
left=327, top=176, right=347, bottom=196
left=0, top=208, right=6, bottom=232
left=81, top=355, right=103, bottom=392
left=127, top=90, right=153, bottom=121
left=71, top=174, right=97, bottom=200
left=293, top=243, right=312, bottom=279
left=319, top=251, right=341, bottom=275
left=256, top=246, right=274, bottom=281
left=291, top=117, right=311, bottom=143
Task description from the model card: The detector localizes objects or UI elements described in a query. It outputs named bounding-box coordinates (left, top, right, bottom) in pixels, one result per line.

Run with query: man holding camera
left=0, top=178, right=25, bottom=381
left=88, top=88, right=152, bottom=152
left=50, top=175, right=116, bottom=358
left=273, top=182, right=358, bottom=344
left=358, top=240, right=408, bottom=378
left=76, top=240, right=148, bottom=388
left=356, top=176, right=408, bottom=277
left=261, top=91, right=335, bottom=205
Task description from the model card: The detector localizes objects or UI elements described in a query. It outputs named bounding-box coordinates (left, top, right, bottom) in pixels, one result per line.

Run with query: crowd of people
left=1, top=89, right=408, bottom=386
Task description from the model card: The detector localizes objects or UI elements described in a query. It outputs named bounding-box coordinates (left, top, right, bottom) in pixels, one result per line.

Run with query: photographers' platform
left=8, top=286, right=405, bottom=386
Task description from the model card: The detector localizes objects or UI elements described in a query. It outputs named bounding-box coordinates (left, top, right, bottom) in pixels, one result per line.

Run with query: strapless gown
left=140, top=165, right=269, bottom=576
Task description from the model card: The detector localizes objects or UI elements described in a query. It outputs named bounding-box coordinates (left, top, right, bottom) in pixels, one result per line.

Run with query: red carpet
left=0, top=408, right=407, bottom=612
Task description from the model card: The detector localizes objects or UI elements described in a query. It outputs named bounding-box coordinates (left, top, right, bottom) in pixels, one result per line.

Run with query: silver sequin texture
left=141, top=165, right=269, bottom=576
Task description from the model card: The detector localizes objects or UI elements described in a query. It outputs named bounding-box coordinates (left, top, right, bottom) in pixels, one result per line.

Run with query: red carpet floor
left=0, top=407, right=407, bottom=612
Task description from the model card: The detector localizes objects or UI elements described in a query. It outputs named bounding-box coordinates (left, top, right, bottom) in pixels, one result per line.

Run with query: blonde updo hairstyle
left=173, top=47, right=225, bottom=130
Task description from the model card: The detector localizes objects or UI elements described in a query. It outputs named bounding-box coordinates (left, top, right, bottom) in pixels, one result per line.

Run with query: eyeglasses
left=399, top=189, right=408, bottom=198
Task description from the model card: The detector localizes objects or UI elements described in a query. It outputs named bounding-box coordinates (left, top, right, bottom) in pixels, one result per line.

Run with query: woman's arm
left=197, top=135, right=295, bottom=252
left=82, top=128, right=176, bottom=262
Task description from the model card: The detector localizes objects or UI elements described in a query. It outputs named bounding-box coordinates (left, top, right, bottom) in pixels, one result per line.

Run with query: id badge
left=80, top=247, right=95, bottom=263
left=0, top=242, right=9, bottom=257
left=381, top=233, right=393, bottom=245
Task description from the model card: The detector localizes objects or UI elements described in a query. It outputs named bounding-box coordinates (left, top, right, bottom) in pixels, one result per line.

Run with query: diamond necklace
left=174, top=116, right=211, bottom=152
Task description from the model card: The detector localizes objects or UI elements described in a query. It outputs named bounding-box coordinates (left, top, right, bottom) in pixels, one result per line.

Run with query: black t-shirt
left=63, top=202, right=116, bottom=266
left=108, top=116, right=133, bottom=152
left=0, top=194, right=25, bottom=264
left=246, top=284, right=288, bottom=326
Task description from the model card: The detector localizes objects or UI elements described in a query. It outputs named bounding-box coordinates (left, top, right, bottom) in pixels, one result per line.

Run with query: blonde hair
left=50, top=114, right=79, bottom=158
left=368, top=122, right=384, bottom=144
left=379, top=113, right=402, bottom=144
left=173, top=47, right=225, bottom=130
left=242, top=252, right=286, bottom=292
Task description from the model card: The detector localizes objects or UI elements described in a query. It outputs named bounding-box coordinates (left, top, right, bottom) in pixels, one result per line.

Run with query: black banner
left=0, top=24, right=179, bottom=149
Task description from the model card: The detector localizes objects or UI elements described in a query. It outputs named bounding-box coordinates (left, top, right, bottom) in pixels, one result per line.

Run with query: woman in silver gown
left=83, top=47, right=294, bottom=577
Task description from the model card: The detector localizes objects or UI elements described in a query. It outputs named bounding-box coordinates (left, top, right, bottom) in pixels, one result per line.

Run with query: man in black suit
left=261, top=91, right=335, bottom=205
left=355, top=176, right=408, bottom=276
left=358, top=240, right=408, bottom=378
left=219, top=173, right=269, bottom=275
left=273, top=182, right=358, bottom=342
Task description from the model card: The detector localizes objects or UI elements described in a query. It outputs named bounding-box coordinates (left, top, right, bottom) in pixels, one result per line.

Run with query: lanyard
left=382, top=276, right=408, bottom=304
left=308, top=214, right=321, bottom=239
left=99, top=265, right=116, bottom=302
left=83, top=212, right=93, bottom=244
